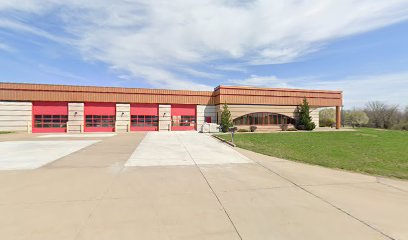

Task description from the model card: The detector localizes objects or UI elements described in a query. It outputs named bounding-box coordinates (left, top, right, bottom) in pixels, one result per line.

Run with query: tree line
left=320, top=101, right=408, bottom=130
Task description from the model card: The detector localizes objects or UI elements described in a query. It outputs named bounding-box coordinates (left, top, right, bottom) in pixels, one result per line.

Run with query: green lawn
left=217, top=128, right=408, bottom=179
left=0, top=131, right=11, bottom=134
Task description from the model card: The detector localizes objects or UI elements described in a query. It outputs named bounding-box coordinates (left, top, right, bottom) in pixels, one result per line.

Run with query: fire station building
left=0, top=83, right=342, bottom=133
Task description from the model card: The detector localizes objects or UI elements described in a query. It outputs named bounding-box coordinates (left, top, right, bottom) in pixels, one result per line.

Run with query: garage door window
left=85, top=115, right=115, bottom=127
left=34, top=115, right=68, bottom=128
left=172, top=115, right=196, bottom=127
left=131, top=115, right=158, bottom=127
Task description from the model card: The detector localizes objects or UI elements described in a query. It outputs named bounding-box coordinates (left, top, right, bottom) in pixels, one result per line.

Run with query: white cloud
left=228, top=75, right=293, bottom=88
left=0, top=18, right=71, bottom=44
left=177, top=67, right=223, bottom=80
left=214, top=64, right=248, bottom=73
left=0, top=42, right=13, bottom=52
left=37, top=64, right=89, bottom=83
left=310, top=73, right=408, bottom=108
left=228, top=72, right=408, bottom=108
left=0, top=0, right=408, bottom=89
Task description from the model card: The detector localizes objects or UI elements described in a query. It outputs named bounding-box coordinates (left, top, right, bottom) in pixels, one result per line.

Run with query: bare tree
left=404, top=106, right=408, bottom=121
left=364, top=101, right=399, bottom=129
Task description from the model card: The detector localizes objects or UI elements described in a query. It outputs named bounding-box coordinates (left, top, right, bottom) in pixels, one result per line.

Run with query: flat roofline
left=1, top=81, right=342, bottom=95
left=1, top=82, right=342, bottom=106
left=214, top=85, right=342, bottom=94
left=0, top=82, right=214, bottom=94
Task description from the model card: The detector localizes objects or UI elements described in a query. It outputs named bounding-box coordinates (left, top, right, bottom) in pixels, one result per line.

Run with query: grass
left=217, top=128, right=408, bottom=179
left=0, top=131, right=11, bottom=134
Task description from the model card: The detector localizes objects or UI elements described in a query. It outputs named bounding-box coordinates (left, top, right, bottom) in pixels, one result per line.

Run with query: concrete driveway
left=125, top=132, right=251, bottom=166
left=0, top=132, right=407, bottom=240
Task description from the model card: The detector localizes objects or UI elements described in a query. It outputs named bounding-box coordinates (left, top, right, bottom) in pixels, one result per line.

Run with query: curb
left=212, top=134, right=236, bottom=147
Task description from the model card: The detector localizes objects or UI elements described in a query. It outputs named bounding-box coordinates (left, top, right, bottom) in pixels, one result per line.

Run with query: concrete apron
left=0, top=132, right=407, bottom=240
left=125, top=131, right=252, bottom=167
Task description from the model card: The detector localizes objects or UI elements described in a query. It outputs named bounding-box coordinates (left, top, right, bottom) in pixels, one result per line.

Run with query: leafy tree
left=319, top=108, right=335, bottom=127
left=295, top=98, right=316, bottom=131
left=344, top=109, right=369, bottom=128
left=220, top=103, right=233, bottom=132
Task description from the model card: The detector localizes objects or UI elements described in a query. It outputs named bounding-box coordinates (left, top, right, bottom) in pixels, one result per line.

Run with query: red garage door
left=130, top=104, right=158, bottom=131
left=171, top=104, right=196, bottom=131
left=32, top=102, right=68, bottom=133
left=84, top=103, right=116, bottom=132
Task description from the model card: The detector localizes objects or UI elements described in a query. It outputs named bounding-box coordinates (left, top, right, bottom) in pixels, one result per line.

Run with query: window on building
left=172, top=115, right=196, bottom=126
left=85, top=115, right=115, bottom=128
left=233, top=112, right=296, bottom=126
left=34, top=115, right=68, bottom=128
left=131, top=115, right=158, bottom=127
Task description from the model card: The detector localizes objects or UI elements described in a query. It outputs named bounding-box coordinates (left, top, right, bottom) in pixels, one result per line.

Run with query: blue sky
left=0, top=1, right=408, bottom=108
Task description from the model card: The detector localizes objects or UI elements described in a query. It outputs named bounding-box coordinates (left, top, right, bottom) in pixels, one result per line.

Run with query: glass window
left=247, top=114, right=253, bottom=125
left=258, top=113, right=263, bottom=125
left=152, top=116, right=158, bottom=126
left=233, top=112, right=295, bottom=126
left=85, top=115, right=115, bottom=128
left=34, top=115, right=68, bottom=128
left=145, top=116, right=152, bottom=126
left=242, top=115, right=247, bottom=125
left=263, top=113, right=269, bottom=125
left=131, top=115, right=158, bottom=127
left=172, top=115, right=196, bottom=127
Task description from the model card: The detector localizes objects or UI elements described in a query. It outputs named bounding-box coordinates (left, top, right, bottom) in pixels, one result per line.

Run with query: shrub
left=280, top=123, right=288, bottom=131
left=287, top=127, right=298, bottom=131
left=295, top=98, right=316, bottom=131
left=250, top=125, right=257, bottom=132
left=296, top=125, right=305, bottom=130
left=237, top=128, right=249, bottom=132
left=319, top=119, right=335, bottom=127
left=392, top=121, right=408, bottom=131
left=319, top=108, right=336, bottom=127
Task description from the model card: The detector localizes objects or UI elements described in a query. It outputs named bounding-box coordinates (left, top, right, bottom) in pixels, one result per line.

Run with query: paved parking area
left=0, top=140, right=99, bottom=170
left=37, top=133, right=116, bottom=138
left=0, top=132, right=407, bottom=240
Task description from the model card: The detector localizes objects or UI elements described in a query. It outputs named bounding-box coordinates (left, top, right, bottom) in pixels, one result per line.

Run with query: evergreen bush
left=295, top=98, right=316, bottom=131
left=220, top=103, right=233, bottom=132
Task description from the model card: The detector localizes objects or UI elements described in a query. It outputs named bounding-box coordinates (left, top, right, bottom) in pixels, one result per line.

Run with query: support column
left=159, top=104, right=171, bottom=131
left=336, top=106, right=341, bottom=129
left=115, top=103, right=130, bottom=132
left=310, top=107, right=319, bottom=128
left=196, top=105, right=217, bottom=132
left=67, top=103, right=84, bottom=133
